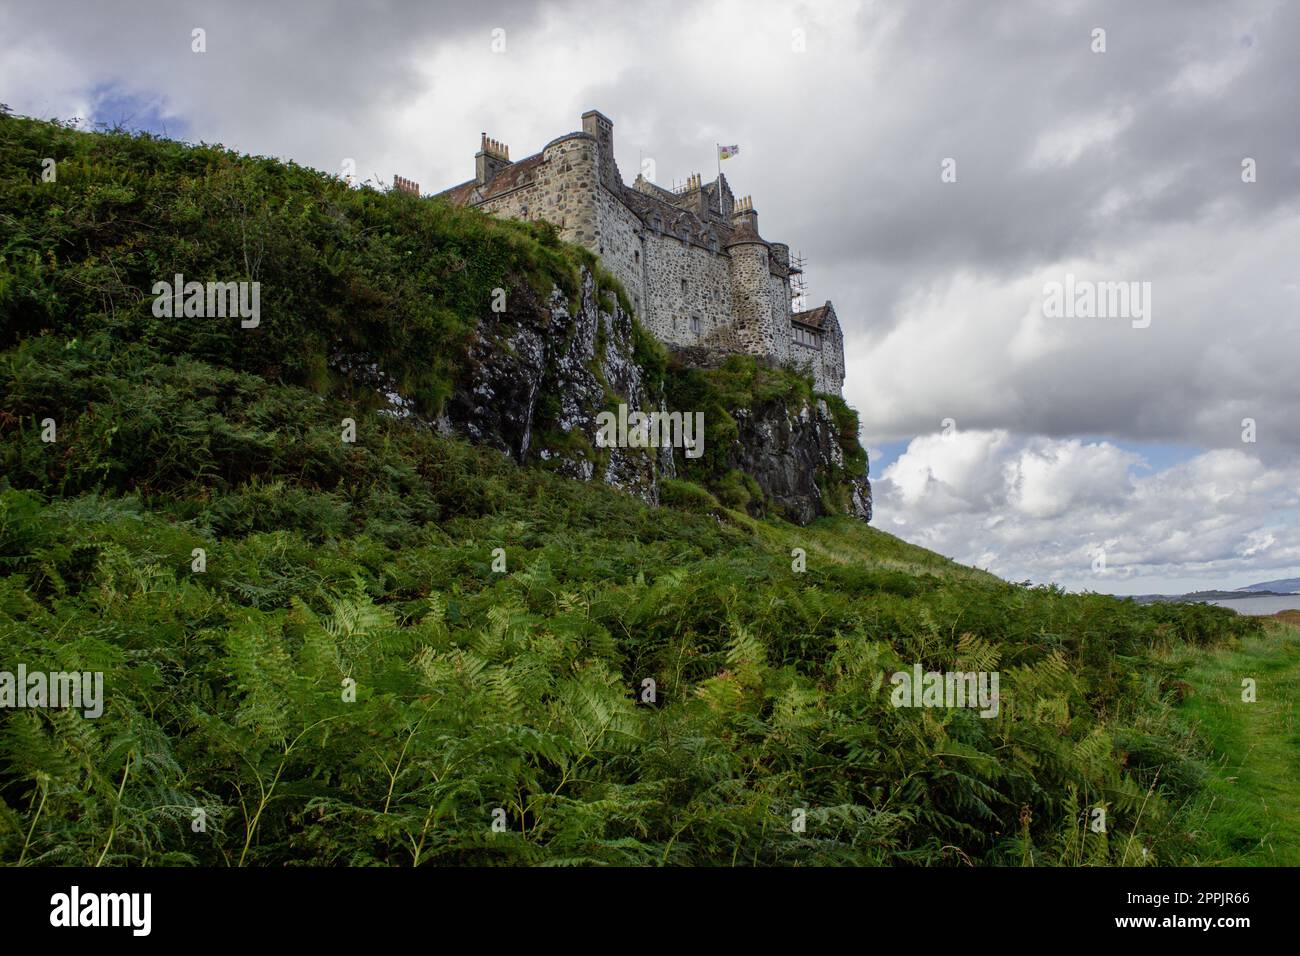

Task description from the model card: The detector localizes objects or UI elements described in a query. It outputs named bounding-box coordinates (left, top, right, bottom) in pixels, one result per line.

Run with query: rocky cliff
left=423, top=266, right=870, bottom=526
left=729, top=397, right=873, bottom=524
left=434, top=268, right=668, bottom=504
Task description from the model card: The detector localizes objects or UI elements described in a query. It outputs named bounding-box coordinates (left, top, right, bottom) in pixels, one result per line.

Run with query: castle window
left=681, top=278, right=688, bottom=295
left=634, top=249, right=640, bottom=264
left=793, top=325, right=822, bottom=349
left=691, top=315, right=701, bottom=336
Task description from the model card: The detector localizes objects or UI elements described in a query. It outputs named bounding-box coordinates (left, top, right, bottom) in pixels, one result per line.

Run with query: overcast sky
left=4, top=0, right=1297, bottom=593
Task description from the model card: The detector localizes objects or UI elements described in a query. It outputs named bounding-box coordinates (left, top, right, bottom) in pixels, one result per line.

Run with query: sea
left=1203, top=594, right=1300, bottom=616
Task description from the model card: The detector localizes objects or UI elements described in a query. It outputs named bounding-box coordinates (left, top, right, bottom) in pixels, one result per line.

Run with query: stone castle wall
left=816, top=318, right=845, bottom=394
left=592, top=184, right=649, bottom=323
left=587, top=161, right=742, bottom=351
left=767, top=270, right=793, bottom=365
left=637, top=226, right=736, bottom=349
left=788, top=305, right=845, bottom=394
left=726, top=241, right=776, bottom=356
left=476, top=135, right=599, bottom=246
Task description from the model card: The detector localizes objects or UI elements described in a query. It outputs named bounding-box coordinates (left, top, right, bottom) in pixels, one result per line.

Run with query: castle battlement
left=436, top=109, right=846, bottom=394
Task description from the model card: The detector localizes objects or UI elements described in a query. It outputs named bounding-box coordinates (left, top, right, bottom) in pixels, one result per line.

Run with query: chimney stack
left=475, top=132, right=511, bottom=184
left=393, top=175, right=420, bottom=196
left=732, top=195, right=758, bottom=228
left=581, top=110, right=620, bottom=189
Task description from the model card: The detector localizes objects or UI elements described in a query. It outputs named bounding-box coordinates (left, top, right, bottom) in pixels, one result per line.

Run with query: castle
left=436, top=110, right=846, bottom=394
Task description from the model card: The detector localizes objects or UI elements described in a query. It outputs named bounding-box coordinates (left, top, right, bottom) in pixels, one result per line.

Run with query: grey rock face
left=439, top=320, right=546, bottom=461
left=723, top=397, right=872, bottom=525
left=438, top=269, right=661, bottom=504
left=386, top=265, right=870, bottom=525
left=849, top=475, right=874, bottom=523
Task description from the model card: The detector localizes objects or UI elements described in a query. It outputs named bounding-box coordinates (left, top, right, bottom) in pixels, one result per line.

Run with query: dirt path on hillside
left=1177, top=614, right=1300, bottom=865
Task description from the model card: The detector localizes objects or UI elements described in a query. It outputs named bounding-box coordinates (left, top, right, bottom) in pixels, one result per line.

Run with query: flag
left=718, top=144, right=740, bottom=161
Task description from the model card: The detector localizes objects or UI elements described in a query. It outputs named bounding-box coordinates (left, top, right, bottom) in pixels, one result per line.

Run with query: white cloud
left=876, top=432, right=1300, bottom=592
left=1005, top=438, right=1137, bottom=519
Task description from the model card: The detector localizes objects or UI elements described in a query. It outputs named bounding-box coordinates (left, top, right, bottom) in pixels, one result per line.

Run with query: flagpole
left=716, top=143, right=720, bottom=184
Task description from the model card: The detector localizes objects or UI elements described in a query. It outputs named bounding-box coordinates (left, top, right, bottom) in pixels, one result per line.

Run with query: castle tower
left=768, top=240, right=794, bottom=363
left=726, top=196, right=778, bottom=357
left=538, top=132, right=602, bottom=249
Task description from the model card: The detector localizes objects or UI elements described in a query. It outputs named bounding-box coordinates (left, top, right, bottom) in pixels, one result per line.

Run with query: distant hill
left=1129, top=582, right=1299, bottom=604
left=1239, top=577, right=1300, bottom=594
left=1128, top=591, right=1252, bottom=604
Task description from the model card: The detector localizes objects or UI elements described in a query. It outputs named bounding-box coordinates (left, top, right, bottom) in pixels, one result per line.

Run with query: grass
left=1172, top=614, right=1300, bottom=865
left=749, top=513, right=1001, bottom=585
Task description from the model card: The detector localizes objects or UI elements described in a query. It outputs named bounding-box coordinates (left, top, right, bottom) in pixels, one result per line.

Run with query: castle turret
left=725, top=196, right=778, bottom=357
left=475, top=134, right=511, bottom=184
left=539, top=131, right=602, bottom=249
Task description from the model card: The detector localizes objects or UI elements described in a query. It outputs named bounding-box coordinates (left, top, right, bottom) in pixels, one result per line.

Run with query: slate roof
left=792, top=303, right=832, bottom=329
left=439, top=152, right=545, bottom=205
left=622, top=188, right=729, bottom=251
left=724, top=216, right=766, bottom=248
left=632, top=177, right=680, bottom=203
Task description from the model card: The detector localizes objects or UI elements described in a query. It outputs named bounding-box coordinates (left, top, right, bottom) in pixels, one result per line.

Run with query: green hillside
left=0, top=112, right=1267, bottom=866
left=1171, top=619, right=1300, bottom=865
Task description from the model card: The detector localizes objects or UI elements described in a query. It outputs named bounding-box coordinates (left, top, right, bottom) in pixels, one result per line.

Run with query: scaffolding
left=790, top=250, right=808, bottom=312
